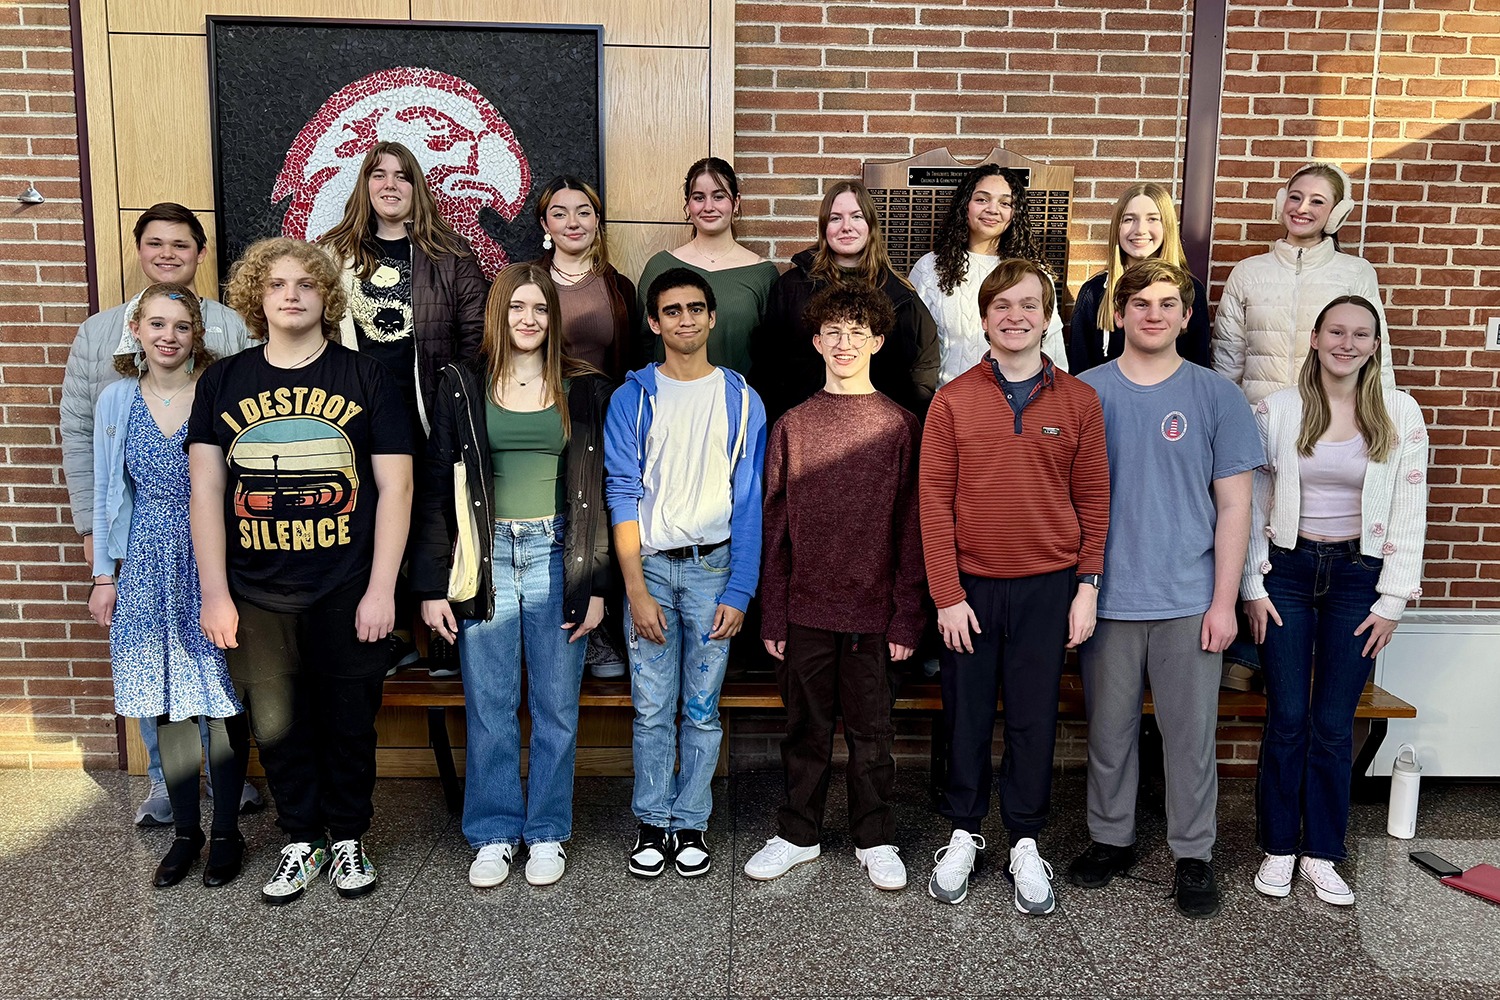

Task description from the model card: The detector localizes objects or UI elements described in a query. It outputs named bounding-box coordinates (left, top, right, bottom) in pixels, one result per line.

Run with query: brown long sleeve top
left=919, top=357, right=1111, bottom=608
left=760, top=390, right=926, bottom=649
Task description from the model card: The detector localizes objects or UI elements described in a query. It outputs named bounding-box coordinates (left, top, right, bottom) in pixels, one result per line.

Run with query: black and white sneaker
left=262, top=841, right=329, bottom=906
left=673, top=829, right=712, bottom=877
left=629, top=823, right=671, bottom=878
left=328, top=838, right=379, bottom=899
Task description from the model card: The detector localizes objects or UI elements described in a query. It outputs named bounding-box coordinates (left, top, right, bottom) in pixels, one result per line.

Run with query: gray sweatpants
left=1080, top=613, right=1221, bottom=862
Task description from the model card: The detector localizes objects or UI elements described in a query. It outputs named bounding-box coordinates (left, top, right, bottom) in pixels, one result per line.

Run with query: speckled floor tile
left=344, top=781, right=734, bottom=999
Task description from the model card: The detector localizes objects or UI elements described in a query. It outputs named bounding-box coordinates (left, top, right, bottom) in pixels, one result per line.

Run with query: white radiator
left=1369, top=610, right=1500, bottom=777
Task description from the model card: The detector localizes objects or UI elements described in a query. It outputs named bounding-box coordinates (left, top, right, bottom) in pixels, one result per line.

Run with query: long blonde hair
left=1296, top=295, right=1394, bottom=462
left=1094, top=183, right=1188, bottom=333
left=481, top=264, right=602, bottom=439
left=318, top=141, right=473, bottom=280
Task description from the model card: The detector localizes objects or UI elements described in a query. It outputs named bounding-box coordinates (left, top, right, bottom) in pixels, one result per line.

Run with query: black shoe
left=673, top=829, right=711, bottom=877
left=428, top=632, right=460, bottom=678
left=1067, top=841, right=1136, bottom=888
left=629, top=823, right=671, bottom=878
left=381, top=633, right=419, bottom=677
left=153, top=830, right=206, bottom=888
left=202, top=832, right=245, bottom=888
left=1174, top=858, right=1221, bottom=919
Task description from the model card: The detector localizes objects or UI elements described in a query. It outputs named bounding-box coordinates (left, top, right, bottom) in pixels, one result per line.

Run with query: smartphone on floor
left=1409, top=851, right=1464, bottom=878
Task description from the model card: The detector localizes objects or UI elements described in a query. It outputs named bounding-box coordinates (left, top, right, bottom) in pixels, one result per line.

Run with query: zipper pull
left=1296, top=247, right=1303, bottom=275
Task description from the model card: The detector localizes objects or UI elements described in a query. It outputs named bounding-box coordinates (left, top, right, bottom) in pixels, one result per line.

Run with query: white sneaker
left=1298, top=856, right=1355, bottom=906
left=469, top=843, right=514, bottom=888
left=327, top=838, right=378, bottom=898
left=743, top=836, right=820, bottom=880
left=526, top=842, right=566, bottom=886
left=1254, top=853, right=1295, bottom=898
left=855, top=844, right=907, bottom=890
left=134, top=779, right=173, bottom=827
left=1007, top=838, right=1056, bottom=915
left=928, top=829, right=985, bottom=904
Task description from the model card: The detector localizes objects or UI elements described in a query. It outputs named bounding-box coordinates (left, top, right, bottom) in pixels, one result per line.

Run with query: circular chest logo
left=1161, top=410, right=1188, bottom=442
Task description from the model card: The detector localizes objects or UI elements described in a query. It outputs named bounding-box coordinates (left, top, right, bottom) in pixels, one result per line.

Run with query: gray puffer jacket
left=59, top=296, right=251, bottom=534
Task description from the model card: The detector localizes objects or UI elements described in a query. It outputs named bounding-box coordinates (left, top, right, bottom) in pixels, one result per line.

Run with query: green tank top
left=486, top=398, right=565, bottom=520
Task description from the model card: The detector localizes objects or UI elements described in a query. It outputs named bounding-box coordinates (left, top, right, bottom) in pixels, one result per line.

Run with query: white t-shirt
left=639, top=368, right=732, bottom=553
left=910, top=250, right=1068, bottom=386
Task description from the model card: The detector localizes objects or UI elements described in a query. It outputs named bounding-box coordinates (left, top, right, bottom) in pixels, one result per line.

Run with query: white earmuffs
left=1274, top=162, right=1356, bottom=234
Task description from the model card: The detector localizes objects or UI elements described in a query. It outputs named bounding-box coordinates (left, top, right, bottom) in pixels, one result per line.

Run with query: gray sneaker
left=928, top=829, right=984, bottom=904
left=1007, top=838, right=1056, bottom=915
left=134, top=779, right=173, bottom=827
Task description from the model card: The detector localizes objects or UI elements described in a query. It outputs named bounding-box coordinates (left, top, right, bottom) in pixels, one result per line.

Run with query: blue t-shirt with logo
left=1079, top=360, right=1262, bottom=620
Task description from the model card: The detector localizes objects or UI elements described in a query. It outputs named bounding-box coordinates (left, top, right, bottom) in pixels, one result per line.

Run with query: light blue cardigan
left=91, top=378, right=146, bottom=578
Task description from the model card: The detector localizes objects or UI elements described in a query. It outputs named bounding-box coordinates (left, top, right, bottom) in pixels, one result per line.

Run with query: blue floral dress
left=109, top=388, right=240, bottom=721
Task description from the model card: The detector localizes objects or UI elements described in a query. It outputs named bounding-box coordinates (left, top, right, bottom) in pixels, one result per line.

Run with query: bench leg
left=929, top=711, right=947, bottom=810
left=1350, top=717, right=1389, bottom=804
left=427, top=706, right=464, bottom=815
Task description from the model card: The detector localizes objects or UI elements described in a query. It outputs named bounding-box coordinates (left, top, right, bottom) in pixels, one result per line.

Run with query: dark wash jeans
left=1256, top=538, right=1383, bottom=861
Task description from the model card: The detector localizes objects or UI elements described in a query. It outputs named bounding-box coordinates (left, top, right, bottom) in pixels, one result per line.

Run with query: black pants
left=776, top=624, right=899, bottom=849
left=940, top=568, right=1073, bottom=840
left=157, top=713, right=249, bottom=836
left=224, top=581, right=387, bottom=843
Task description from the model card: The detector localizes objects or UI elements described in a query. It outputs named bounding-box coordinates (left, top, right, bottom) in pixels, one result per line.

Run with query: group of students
left=61, top=146, right=1428, bottom=921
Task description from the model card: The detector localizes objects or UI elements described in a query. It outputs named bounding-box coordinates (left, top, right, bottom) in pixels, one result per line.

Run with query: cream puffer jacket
left=1212, top=239, right=1395, bottom=406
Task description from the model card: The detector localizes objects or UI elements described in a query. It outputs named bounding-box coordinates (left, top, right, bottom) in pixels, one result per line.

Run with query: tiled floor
left=0, top=766, right=1496, bottom=999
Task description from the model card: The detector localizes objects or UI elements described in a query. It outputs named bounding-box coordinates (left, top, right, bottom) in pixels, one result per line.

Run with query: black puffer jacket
left=751, top=248, right=939, bottom=426
left=411, top=360, right=612, bottom=623
left=336, top=234, right=489, bottom=434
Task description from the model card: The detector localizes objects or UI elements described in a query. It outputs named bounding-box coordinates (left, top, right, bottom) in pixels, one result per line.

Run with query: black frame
left=205, top=14, right=606, bottom=281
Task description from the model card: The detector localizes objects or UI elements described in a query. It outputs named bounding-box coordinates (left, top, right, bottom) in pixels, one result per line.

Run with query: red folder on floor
left=1442, top=863, right=1500, bottom=904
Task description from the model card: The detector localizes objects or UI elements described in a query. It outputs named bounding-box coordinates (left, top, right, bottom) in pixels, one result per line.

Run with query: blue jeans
left=626, top=546, right=733, bottom=832
left=1257, top=538, right=1383, bottom=860
left=458, top=516, right=586, bottom=847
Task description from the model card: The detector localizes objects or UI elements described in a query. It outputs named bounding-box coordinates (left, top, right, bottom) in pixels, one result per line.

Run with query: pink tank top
left=1297, top=435, right=1367, bottom=540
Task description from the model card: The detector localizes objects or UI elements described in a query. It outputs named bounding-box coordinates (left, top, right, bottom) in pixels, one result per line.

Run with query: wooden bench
left=384, top=671, right=1415, bottom=813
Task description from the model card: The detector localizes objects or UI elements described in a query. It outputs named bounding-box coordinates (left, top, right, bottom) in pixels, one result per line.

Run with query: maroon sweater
left=919, top=358, right=1110, bottom=608
left=761, top=391, right=926, bottom=648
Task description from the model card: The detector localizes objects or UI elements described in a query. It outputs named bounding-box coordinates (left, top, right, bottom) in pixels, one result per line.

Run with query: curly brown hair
left=933, top=165, right=1049, bottom=295
left=113, top=282, right=216, bottom=377
left=226, top=237, right=346, bottom=341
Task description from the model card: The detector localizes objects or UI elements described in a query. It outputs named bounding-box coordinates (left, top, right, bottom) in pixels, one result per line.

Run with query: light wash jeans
left=626, top=545, right=734, bottom=833
left=458, top=516, right=586, bottom=847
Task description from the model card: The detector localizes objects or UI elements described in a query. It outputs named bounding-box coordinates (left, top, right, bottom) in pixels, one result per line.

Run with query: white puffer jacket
left=1212, top=238, right=1395, bottom=406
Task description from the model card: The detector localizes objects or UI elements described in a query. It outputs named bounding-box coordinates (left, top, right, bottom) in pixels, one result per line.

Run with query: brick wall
left=1213, top=0, right=1500, bottom=608
left=0, top=1, right=107, bottom=767
left=733, top=0, right=1198, bottom=294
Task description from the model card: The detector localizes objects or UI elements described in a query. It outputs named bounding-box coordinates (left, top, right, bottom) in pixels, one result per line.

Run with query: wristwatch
left=1077, top=573, right=1102, bottom=589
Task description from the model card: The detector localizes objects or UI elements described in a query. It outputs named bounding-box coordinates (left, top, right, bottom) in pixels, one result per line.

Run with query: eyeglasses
left=818, top=329, right=874, bottom=347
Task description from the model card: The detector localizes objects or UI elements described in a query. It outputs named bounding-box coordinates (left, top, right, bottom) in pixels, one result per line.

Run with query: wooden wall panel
left=413, top=0, right=708, bottom=47
left=80, top=0, right=122, bottom=306
left=108, top=34, right=215, bottom=212
left=117, top=210, right=223, bottom=301
left=107, top=0, right=411, bottom=35
left=609, top=222, right=691, bottom=282
left=604, top=46, right=710, bottom=223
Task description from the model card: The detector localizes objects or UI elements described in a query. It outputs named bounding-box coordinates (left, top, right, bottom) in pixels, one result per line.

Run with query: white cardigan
left=1241, top=386, right=1429, bottom=621
left=910, top=250, right=1067, bottom=386
left=1213, top=238, right=1395, bottom=406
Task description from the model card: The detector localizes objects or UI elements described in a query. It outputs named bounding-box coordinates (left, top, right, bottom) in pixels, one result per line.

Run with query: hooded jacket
left=603, top=364, right=767, bottom=613
left=335, top=233, right=488, bottom=435
left=410, top=360, right=612, bottom=624
left=752, top=247, right=939, bottom=425
left=1212, top=238, right=1395, bottom=406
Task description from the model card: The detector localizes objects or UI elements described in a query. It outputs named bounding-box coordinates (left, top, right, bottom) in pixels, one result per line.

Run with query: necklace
left=509, top=367, right=545, bottom=387
left=550, top=262, right=591, bottom=282
left=142, top=374, right=193, bottom=407
left=267, top=340, right=327, bottom=370
left=693, top=239, right=734, bottom=266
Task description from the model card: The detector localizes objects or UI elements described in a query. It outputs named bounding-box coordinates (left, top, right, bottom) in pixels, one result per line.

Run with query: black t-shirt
left=185, top=343, right=415, bottom=612
left=350, top=236, right=416, bottom=402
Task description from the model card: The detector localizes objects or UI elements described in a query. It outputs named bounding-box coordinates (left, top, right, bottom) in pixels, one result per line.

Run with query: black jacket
left=410, top=361, right=612, bottom=623
left=751, top=248, right=939, bottom=426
